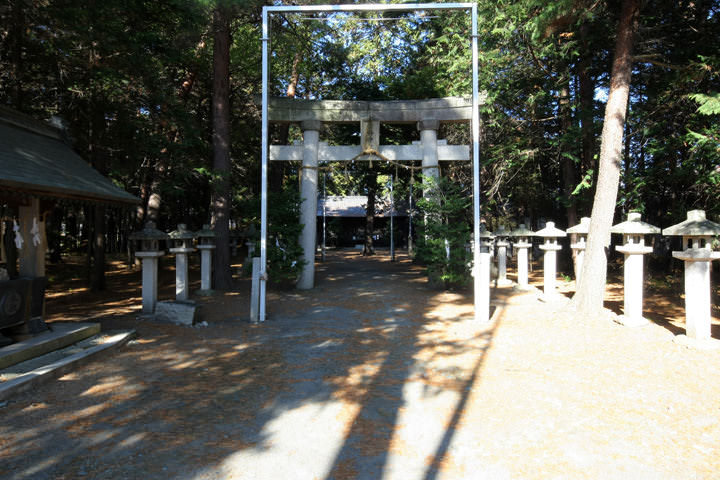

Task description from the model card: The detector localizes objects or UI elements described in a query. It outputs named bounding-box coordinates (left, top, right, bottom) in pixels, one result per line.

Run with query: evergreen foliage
left=415, top=176, right=472, bottom=290
left=1, top=1, right=719, bottom=289
left=240, top=188, right=305, bottom=287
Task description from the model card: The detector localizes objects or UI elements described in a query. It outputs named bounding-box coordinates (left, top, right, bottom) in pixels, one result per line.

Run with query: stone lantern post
left=476, top=225, right=495, bottom=322
left=129, top=222, right=168, bottom=316
left=480, top=225, right=495, bottom=259
left=535, top=222, right=566, bottom=297
left=567, top=217, right=590, bottom=284
left=168, top=224, right=196, bottom=301
left=195, top=225, right=216, bottom=294
left=510, top=224, right=534, bottom=289
left=662, top=210, right=720, bottom=341
left=494, top=225, right=512, bottom=286
left=610, top=212, right=660, bottom=326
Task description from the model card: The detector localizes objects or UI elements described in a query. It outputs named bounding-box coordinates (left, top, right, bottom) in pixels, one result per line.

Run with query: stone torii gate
left=267, top=96, right=476, bottom=289
left=261, top=3, right=483, bottom=324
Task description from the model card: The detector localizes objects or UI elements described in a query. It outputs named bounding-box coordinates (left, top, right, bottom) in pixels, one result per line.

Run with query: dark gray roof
left=0, top=108, right=138, bottom=205
left=317, top=196, right=407, bottom=218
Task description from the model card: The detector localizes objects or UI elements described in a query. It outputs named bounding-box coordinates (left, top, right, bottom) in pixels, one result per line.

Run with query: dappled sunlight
left=5, top=249, right=720, bottom=479
left=210, top=399, right=352, bottom=480
left=80, top=376, right=128, bottom=397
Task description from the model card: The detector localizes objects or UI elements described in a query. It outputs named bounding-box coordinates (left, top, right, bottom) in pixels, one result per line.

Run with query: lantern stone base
left=155, top=300, right=199, bottom=326
left=194, top=289, right=216, bottom=297
left=512, top=284, right=538, bottom=293
left=613, top=314, right=649, bottom=328
left=537, top=292, right=570, bottom=304
left=672, top=334, right=720, bottom=350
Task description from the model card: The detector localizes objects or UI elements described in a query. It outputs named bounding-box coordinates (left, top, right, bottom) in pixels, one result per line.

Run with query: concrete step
left=0, top=329, right=136, bottom=401
left=0, top=322, right=101, bottom=370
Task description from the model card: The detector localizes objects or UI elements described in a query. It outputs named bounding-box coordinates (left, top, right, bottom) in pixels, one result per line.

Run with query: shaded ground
left=1, top=250, right=719, bottom=479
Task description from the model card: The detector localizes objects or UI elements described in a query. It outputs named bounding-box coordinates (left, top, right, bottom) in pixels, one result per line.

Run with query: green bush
left=241, top=188, right=306, bottom=287
left=415, top=176, right=472, bottom=289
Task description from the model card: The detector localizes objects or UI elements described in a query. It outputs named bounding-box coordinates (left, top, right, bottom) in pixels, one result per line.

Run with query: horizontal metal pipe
left=266, top=3, right=473, bottom=13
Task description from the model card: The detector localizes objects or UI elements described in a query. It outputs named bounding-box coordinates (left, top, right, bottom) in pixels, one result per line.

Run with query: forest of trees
left=1, top=0, right=718, bottom=296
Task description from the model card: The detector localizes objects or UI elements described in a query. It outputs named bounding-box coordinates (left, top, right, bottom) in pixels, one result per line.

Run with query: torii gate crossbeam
left=261, top=3, right=485, bottom=323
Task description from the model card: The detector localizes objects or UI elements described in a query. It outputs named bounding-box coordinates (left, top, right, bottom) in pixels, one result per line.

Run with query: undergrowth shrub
left=415, top=175, right=472, bottom=289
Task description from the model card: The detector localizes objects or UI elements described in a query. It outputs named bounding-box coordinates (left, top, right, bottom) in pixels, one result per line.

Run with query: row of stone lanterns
left=129, top=222, right=216, bottom=319
left=482, top=210, right=720, bottom=342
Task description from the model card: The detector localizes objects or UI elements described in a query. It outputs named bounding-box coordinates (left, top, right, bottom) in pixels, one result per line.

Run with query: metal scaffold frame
left=261, top=2, right=482, bottom=323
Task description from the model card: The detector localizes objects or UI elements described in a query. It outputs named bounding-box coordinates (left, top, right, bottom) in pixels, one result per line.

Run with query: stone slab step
left=0, top=329, right=136, bottom=401
left=0, top=322, right=100, bottom=370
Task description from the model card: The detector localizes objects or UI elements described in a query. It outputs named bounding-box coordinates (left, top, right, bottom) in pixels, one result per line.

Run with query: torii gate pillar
left=298, top=120, right=321, bottom=290
left=419, top=120, right=439, bottom=187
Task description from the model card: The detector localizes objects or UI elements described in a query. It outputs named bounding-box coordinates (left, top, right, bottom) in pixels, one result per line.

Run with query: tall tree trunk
left=574, top=0, right=641, bottom=315
left=559, top=83, right=578, bottom=229
left=48, top=207, right=63, bottom=263
left=10, top=0, right=24, bottom=107
left=211, top=4, right=233, bottom=290
left=91, top=205, right=106, bottom=290
left=560, top=81, right=579, bottom=274
left=578, top=23, right=596, bottom=181
left=270, top=52, right=302, bottom=194
left=89, top=101, right=107, bottom=291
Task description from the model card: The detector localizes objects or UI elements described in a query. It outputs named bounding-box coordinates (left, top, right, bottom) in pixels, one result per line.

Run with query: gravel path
left=1, top=251, right=719, bottom=479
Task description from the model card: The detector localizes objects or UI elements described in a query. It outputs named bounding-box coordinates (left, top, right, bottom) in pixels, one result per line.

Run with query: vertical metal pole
left=260, top=8, right=269, bottom=322
left=408, top=170, right=413, bottom=255
left=390, top=174, right=395, bottom=262
left=471, top=5, right=485, bottom=322
left=322, top=171, right=326, bottom=262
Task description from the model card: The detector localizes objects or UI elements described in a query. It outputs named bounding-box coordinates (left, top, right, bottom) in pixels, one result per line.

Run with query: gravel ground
left=1, top=250, right=719, bottom=479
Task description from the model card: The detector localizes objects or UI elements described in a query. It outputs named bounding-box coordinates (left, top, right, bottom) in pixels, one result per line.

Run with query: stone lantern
left=479, top=225, right=495, bottom=256
left=510, top=224, right=534, bottom=289
left=476, top=225, right=495, bottom=322
left=662, top=210, right=720, bottom=341
left=129, top=221, right=169, bottom=316
left=494, top=225, right=512, bottom=286
left=610, top=212, right=660, bottom=326
left=567, top=217, right=590, bottom=283
left=535, top=221, right=566, bottom=297
left=168, top=224, right=196, bottom=301
left=195, top=224, right=216, bottom=294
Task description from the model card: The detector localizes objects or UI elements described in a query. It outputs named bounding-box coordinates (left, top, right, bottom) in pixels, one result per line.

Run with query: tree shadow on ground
left=1, top=250, right=502, bottom=480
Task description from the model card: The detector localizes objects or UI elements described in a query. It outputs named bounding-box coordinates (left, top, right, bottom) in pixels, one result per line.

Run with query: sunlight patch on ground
left=207, top=400, right=351, bottom=480
left=80, top=376, right=127, bottom=397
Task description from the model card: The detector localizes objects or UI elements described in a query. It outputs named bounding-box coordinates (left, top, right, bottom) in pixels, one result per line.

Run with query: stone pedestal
left=155, top=300, right=199, bottom=326
left=611, top=213, right=659, bottom=327
left=536, top=222, right=566, bottom=298
left=250, top=257, right=262, bottom=323
left=135, top=251, right=163, bottom=315
left=298, top=120, right=321, bottom=290
left=662, top=210, right=720, bottom=341
left=475, top=226, right=495, bottom=322
left=568, top=217, right=590, bottom=284
left=495, top=226, right=512, bottom=286
left=510, top=224, right=534, bottom=290
left=197, top=245, right=215, bottom=292
left=539, top=243, right=562, bottom=296
left=245, top=241, right=255, bottom=262
left=170, top=247, right=194, bottom=301
left=615, top=244, right=652, bottom=326
left=673, top=249, right=719, bottom=339
left=496, top=240, right=510, bottom=285
left=515, top=241, right=531, bottom=288
left=478, top=250, right=491, bottom=321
